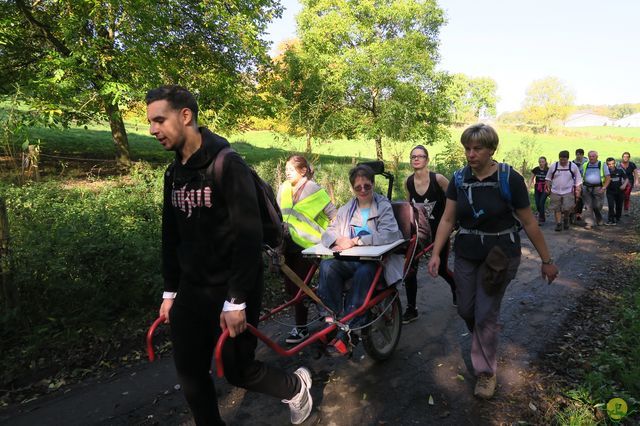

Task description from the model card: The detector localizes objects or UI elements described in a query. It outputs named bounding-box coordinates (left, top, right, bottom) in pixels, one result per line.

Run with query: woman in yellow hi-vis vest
left=277, top=155, right=337, bottom=344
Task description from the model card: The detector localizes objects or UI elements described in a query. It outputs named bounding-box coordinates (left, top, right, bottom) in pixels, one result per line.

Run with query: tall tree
left=1, top=0, right=281, bottom=169
left=447, top=74, right=498, bottom=125
left=522, top=77, right=574, bottom=133
left=265, top=39, right=344, bottom=153
left=297, top=0, right=450, bottom=160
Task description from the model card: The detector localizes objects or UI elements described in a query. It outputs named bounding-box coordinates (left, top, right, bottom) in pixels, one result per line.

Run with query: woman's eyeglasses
left=410, top=155, right=427, bottom=160
left=353, top=183, right=372, bottom=192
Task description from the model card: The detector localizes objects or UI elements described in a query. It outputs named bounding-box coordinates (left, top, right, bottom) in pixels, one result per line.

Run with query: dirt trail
left=1, top=203, right=636, bottom=425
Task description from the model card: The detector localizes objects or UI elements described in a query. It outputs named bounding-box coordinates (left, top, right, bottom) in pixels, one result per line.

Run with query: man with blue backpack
left=581, top=150, right=611, bottom=230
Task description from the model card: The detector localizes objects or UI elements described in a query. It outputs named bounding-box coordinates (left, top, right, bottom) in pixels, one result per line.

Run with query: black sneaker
left=286, top=327, right=309, bottom=344
left=605, top=220, right=615, bottom=226
left=402, top=308, right=419, bottom=324
left=555, top=223, right=562, bottom=232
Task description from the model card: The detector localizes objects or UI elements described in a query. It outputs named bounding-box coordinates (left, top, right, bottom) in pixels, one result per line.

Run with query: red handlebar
left=146, top=316, right=166, bottom=362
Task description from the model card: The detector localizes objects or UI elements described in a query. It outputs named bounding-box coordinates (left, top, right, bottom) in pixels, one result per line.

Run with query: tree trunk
left=375, top=135, right=384, bottom=161
left=305, top=132, right=312, bottom=154
left=104, top=100, right=131, bottom=170
left=0, top=198, right=15, bottom=309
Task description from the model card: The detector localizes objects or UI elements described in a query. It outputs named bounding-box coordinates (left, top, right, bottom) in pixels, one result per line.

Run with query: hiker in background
left=529, top=156, right=549, bottom=225
left=572, top=148, right=588, bottom=222
left=605, top=157, right=628, bottom=225
left=427, top=124, right=558, bottom=400
left=619, top=152, right=639, bottom=216
left=403, top=145, right=456, bottom=325
left=277, top=155, right=337, bottom=344
left=581, top=150, right=611, bottom=230
left=147, top=86, right=312, bottom=425
left=546, top=151, right=582, bottom=232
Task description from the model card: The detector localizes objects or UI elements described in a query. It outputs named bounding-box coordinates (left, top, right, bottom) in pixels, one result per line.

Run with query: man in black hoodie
left=146, top=86, right=312, bottom=425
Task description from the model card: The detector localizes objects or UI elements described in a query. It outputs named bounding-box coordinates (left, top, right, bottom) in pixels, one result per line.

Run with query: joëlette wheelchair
left=147, top=161, right=437, bottom=376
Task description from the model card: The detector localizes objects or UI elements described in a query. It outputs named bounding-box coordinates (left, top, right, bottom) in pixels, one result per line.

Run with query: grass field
left=6, top=121, right=640, bottom=180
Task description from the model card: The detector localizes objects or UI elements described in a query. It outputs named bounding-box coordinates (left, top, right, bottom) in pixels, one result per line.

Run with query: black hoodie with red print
left=162, top=127, right=262, bottom=304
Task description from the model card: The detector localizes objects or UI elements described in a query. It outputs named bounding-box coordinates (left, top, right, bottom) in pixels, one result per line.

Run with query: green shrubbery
left=0, top=163, right=165, bottom=384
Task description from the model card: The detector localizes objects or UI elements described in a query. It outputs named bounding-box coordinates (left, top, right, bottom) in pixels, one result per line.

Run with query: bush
left=0, top=164, right=165, bottom=383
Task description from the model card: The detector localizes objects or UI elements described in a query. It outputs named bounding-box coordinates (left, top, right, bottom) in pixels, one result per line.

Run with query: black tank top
left=407, top=172, right=446, bottom=231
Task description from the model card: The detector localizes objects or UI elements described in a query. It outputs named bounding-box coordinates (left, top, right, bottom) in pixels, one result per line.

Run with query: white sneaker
left=282, top=367, right=313, bottom=424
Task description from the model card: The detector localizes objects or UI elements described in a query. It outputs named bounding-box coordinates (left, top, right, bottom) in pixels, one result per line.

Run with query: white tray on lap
left=301, top=239, right=405, bottom=260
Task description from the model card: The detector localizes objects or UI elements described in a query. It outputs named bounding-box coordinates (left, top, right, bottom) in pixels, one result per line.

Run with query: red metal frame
left=146, top=316, right=166, bottom=362
left=258, top=263, right=318, bottom=322
left=146, top=230, right=444, bottom=374
left=214, top=266, right=392, bottom=377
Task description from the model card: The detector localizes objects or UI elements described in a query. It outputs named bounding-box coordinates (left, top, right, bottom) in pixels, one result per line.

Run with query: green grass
left=553, top=236, right=640, bottom=424
left=15, top=122, right=640, bottom=172
left=28, top=122, right=173, bottom=163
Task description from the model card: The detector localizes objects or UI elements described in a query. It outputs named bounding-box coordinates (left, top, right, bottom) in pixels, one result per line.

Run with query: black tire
left=362, top=291, right=402, bottom=361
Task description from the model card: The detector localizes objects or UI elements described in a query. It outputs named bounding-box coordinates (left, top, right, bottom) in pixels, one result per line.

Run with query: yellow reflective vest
left=280, top=181, right=331, bottom=249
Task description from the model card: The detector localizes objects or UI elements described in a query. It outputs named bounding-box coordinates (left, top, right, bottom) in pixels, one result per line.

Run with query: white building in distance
left=615, top=112, right=640, bottom=127
left=564, top=112, right=615, bottom=127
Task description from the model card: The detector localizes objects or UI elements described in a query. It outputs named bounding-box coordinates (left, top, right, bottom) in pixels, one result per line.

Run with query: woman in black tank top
left=402, top=145, right=456, bottom=324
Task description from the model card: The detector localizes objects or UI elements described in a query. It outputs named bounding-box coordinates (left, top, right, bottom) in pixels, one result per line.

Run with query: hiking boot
left=597, top=219, right=604, bottom=226
left=286, top=327, right=309, bottom=344
left=283, top=367, right=313, bottom=424
left=402, top=307, right=419, bottom=324
left=555, top=223, right=562, bottom=232
left=474, top=373, right=497, bottom=399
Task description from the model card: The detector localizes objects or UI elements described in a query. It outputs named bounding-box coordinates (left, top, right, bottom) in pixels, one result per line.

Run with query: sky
left=265, top=0, right=640, bottom=114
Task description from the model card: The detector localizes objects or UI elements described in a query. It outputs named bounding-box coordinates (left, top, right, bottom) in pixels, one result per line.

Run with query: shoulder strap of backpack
left=551, top=161, right=559, bottom=179
left=497, top=163, right=511, bottom=203
left=453, top=166, right=467, bottom=189
left=210, top=147, right=233, bottom=188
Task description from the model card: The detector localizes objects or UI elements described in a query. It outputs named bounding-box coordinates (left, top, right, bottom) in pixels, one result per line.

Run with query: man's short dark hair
left=349, top=164, right=375, bottom=186
left=606, top=157, right=615, bottom=163
left=145, top=85, right=198, bottom=123
left=575, top=148, right=584, bottom=155
left=559, top=150, right=570, bottom=158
